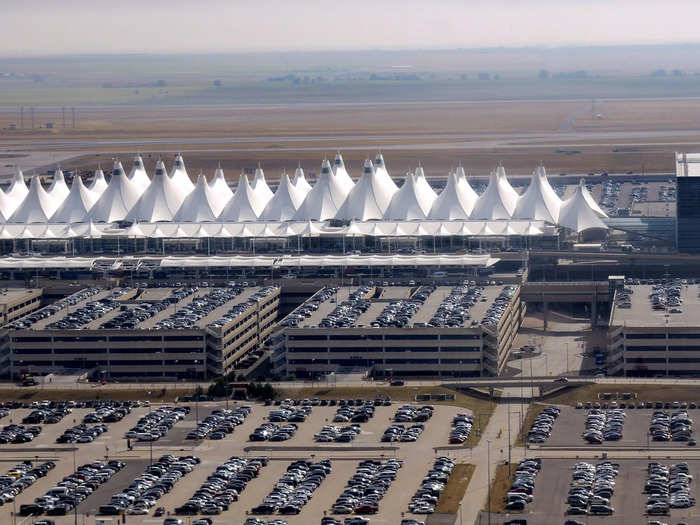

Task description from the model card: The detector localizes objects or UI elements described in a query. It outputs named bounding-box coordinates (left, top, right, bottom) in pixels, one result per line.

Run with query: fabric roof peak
left=169, top=154, right=194, bottom=192
left=470, top=166, right=518, bottom=220
left=128, top=154, right=151, bottom=192
left=260, top=171, right=308, bottom=221
left=293, top=159, right=351, bottom=221
left=292, top=166, right=312, bottom=194
left=8, top=174, right=58, bottom=224
left=335, top=158, right=398, bottom=221
left=126, top=158, right=192, bottom=222
left=51, top=175, right=99, bottom=224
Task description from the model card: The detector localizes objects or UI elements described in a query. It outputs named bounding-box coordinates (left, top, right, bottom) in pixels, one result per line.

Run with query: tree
left=538, top=69, right=549, bottom=80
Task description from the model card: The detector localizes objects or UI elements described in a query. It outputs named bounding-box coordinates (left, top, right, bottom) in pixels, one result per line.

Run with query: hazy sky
left=2, top=0, right=698, bottom=56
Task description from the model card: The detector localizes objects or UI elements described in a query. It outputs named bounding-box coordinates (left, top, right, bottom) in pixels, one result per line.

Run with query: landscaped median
left=434, top=463, right=476, bottom=513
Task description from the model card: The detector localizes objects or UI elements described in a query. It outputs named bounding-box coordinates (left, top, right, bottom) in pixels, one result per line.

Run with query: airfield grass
left=0, top=387, right=193, bottom=403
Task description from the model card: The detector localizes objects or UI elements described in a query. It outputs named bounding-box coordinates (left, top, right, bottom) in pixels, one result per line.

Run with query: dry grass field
left=1, top=96, right=699, bottom=180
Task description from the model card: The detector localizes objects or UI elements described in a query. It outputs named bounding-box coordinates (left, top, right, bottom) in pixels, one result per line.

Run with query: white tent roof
left=293, top=159, right=351, bottom=221
left=172, top=173, right=221, bottom=222
left=89, top=168, right=108, bottom=195
left=219, top=174, right=266, bottom=222
left=126, top=160, right=191, bottom=222
left=260, top=172, right=308, bottom=221
left=581, top=181, right=608, bottom=218
left=332, top=153, right=355, bottom=194
left=87, top=160, right=143, bottom=223
left=0, top=169, right=28, bottom=221
left=47, top=168, right=70, bottom=202
left=128, top=154, right=151, bottom=192
left=208, top=167, right=234, bottom=207
left=251, top=167, right=274, bottom=203
left=384, top=171, right=436, bottom=220
left=470, top=165, right=518, bottom=220
left=335, top=159, right=398, bottom=221
left=558, top=179, right=609, bottom=232
left=169, top=154, right=194, bottom=192
left=292, top=166, right=312, bottom=194
left=454, top=166, right=479, bottom=208
left=513, top=165, right=561, bottom=223
left=50, top=175, right=99, bottom=223
left=5, top=168, right=29, bottom=206
left=414, top=165, right=438, bottom=200
left=428, top=171, right=476, bottom=220
left=373, top=152, right=399, bottom=193
left=8, top=175, right=58, bottom=224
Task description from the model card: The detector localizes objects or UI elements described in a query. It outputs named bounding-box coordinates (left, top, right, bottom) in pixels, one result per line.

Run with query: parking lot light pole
left=73, top=447, right=78, bottom=525
left=487, top=439, right=492, bottom=525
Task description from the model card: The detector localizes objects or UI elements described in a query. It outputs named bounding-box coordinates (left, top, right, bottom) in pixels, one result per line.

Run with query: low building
left=3, top=284, right=279, bottom=381
left=0, top=288, right=42, bottom=326
left=271, top=283, right=523, bottom=378
left=608, top=280, right=700, bottom=376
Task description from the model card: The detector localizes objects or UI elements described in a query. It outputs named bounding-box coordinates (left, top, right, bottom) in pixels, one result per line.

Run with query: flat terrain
left=2, top=97, right=699, bottom=181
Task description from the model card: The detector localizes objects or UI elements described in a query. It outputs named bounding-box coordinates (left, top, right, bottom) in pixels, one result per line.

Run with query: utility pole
left=19, top=106, right=23, bottom=130
left=62, top=106, right=66, bottom=128
left=71, top=107, right=76, bottom=128
left=30, top=106, right=34, bottom=130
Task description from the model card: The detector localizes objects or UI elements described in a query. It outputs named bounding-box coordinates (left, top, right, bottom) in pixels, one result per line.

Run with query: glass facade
left=677, top=177, right=700, bottom=253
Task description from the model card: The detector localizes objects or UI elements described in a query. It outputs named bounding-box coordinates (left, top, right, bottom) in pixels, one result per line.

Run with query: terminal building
left=676, top=152, right=700, bottom=254
left=270, top=283, right=524, bottom=378
left=1, top=284, right=279, bottom=381
left=608, top=281, right=700, bottom=376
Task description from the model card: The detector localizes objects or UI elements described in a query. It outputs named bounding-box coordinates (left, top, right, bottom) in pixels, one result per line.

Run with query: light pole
left=147, top=391, right=153, bottom=466
left=565, top=342, right=570, bottom=373
left=507, top=408, right=512, bottom=476
left=487, top=439, right=492, bottom=525
left=73, top=447, right=78, bottom=525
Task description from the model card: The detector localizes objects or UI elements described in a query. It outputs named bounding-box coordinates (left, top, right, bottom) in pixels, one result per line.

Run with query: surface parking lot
left=0, top=400, right=470, bottom=525
left=540, top=406, right=698, bottom=449
left=524, top=458, right=700, bottom=525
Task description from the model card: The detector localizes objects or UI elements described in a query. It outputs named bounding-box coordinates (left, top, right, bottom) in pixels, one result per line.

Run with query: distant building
left=676, top=152, right=700, bottom=253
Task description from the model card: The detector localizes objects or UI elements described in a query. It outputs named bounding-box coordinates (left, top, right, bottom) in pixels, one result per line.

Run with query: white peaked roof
left=373, top=153, right=399, bottom=193
left=169, top=154, right=194, bottom=192
left=47, top=168, right=70, bottom=202
left=51, top=176, right=99, bottom=223
left=260, top=172, right=308, bottom=221
left=581, top=182, right=608, bottom=218
left=332, top=153, right=355, bottom=194
left=173, top=173, right=220, bottom=222
left=89, top=168, right=108, bottom=195
left=384, top=172, right=436, bottom=220
left=251, top=167, right=274, bottom=203
left=428, top=171, right=475, bottom=220
left=558, top=179, right=609, bottom=232
left=87, top=161, right=142, bottom=223
left=336, top=159, right=398, bottom=221
left=470, top=165, right=519, bottom=220
left=128, top=155, right=151, bottom=192
left=208, top=167, right=234, bottom=206
left=454, top=166, right=479, bottom=207
left=219, top=174, right=266, bottom=222
left=294, top=159, right=351, bottom=221
left=414, top=166, right=438, bottom=200
left=5, top=168, right=29, bottom=204
left=292, top=166, right=312, bottom=194
left=126, top=160, right=191, bottom=222
left=513, top=165, right=561, bottom=223
left=8, top=175, right=58, bottom=224
left=0, top=169, right=28, bottom=221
